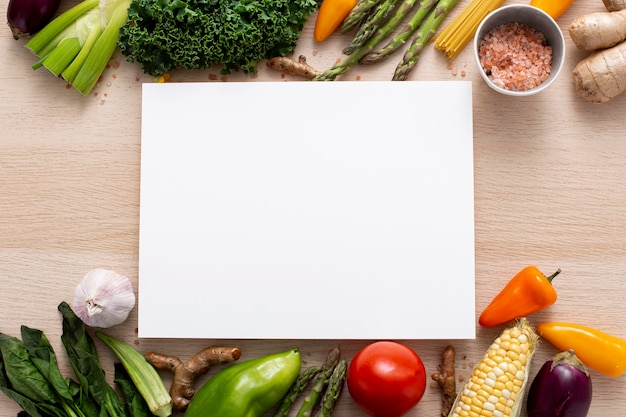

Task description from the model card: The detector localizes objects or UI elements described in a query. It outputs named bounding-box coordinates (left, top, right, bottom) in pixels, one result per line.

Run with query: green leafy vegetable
left=0, top=333, right=57, bottom=405
left=0, top=302, right=154, bottom=417
left=59, top=302, right=127, bottom=417
left=114, top=363, right=152, bottom=417
left=20, top=326, right=74, bottom=404
left=118, top=0, right=321, bottom=76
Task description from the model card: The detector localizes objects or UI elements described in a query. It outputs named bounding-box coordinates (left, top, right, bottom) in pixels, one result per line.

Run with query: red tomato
left=347, top=341, right=427, bottom=417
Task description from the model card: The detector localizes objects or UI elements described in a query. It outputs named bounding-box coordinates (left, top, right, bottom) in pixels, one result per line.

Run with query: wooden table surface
left=2, top=0, right=626, bottom=416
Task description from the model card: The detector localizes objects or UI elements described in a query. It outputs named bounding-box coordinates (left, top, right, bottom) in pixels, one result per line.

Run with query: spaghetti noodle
left=434, top=0, right=504, bottom=59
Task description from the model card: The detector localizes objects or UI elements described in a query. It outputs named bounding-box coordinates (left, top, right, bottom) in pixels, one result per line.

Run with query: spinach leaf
left=0, top=342, right=56, bottom=417
left=21, top=326, right=73, bottom=402
left=0, top=386, right=46, bottom=417
left=114, top=363, right=150, bottom=417
left=57, top=302, right=126, bottom=417
left=0, top=333, right=56, bottom=404
left=20, top=326, right=101, bottom=417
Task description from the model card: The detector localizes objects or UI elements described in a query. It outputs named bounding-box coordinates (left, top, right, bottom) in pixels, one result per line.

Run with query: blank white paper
left=138, top=81, right=475, bottom=340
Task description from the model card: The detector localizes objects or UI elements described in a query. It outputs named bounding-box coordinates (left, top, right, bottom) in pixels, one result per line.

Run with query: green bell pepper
left=184, top=348, right=301, bottom=417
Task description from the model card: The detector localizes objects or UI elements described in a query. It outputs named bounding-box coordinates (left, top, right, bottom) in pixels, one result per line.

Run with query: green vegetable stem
left=343, top=0, right=400, bottom=55
left=296, top=346, right=341, bottom=417
left=184, top=348, right=302, bottom=417
left=340, top=0, right=386, bottom=33
left=25, top=0, right=132, bottom=95
left=96, top=332, right=172, bottom=417
left=313, top=0, right=421, bottom=80
left=392, top=0, right=459, bottom=80
left=316, top=359, right=347, bottom=417
left=359, top=0, right=438, bottom=64
left=273, top=365, right=322, bottom=417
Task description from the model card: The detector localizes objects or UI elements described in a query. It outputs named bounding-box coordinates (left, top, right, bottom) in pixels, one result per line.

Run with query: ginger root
left=431, top=345, right=456, bottom=417
left=266, top=55, right=321, bottom=80
left=603, top=0, right=626, bottom=11
left=573, top=41, right=626, bottom=103
left=146, top=346, right=242, bottom=412
left=570, top=9, right=626, bottom=51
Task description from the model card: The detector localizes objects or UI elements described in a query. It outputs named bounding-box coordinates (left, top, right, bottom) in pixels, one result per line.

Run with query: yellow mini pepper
left=537, top=322, right=626, bottom=377
left=314, top=0, right=357, bottom=42
left=529, top=0, right=574, bottom=19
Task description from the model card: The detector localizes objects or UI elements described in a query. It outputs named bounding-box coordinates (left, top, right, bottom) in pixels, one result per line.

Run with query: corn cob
left=448, top=318, right=538, bottom=417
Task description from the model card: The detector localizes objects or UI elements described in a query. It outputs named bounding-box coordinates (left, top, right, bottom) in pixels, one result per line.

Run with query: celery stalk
left=71, top=0, right=130, bottom=94
left=61, top=10, right=104, bottom=83
left=26, top=0, right=99, bottom=54
left=24, top=0, right=130, bottom=95
left=61, top=25, right=102, bottom=83
left=40, top=37, right=82, bottom=76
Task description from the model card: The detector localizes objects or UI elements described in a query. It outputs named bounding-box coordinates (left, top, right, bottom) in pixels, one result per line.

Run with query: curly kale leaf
left=118, top=0, right=321, bottom=76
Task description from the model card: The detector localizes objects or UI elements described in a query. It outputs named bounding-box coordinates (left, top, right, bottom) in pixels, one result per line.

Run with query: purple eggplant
left=7, top=0, right=60, bottom=39
left=527, top=349, right=592, bottom=417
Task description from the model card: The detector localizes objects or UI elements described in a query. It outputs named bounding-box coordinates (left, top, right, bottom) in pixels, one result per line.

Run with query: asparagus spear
left=313, top=0, right=421, bottom=81
left=344, top=0, right=400, bottom=55
left=360, top=0, right=438, bottom=64
left=273, top=366, right=322, bottom=417
left=315, top=359, right=348, bottom=417
left=393, top=0, right=459, bottom=80
left=340, top=0, right=386, bottom=33
left=295, top=346, right=341, bottom=417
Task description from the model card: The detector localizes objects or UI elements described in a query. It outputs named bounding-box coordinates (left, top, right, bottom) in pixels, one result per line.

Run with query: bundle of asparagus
left=273, top=346, right=347, bottom=417
left=266, top=0, right=459, bottom=80
left=316, top=0, right=460, bottom=80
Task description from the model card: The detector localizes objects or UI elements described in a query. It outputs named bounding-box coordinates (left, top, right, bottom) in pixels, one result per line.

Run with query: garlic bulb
left=73, top=268, right=136, bottom=328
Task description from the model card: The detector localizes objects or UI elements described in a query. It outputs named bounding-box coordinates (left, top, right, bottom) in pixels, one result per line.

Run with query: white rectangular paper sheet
left=138, top=81, right=475, bottom=340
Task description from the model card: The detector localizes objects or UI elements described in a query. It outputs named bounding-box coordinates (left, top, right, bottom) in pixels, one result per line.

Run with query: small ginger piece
left=573, top=41, right=626, bottom=103
left=570, top=9, right=626, bottom=51
left=266, top=55, right=321, bottom=80
left=146, top=346, right=242, bottom=412
left=431, top=345, right=456, bottom=417
left=603, top=0, right=626, bottom=11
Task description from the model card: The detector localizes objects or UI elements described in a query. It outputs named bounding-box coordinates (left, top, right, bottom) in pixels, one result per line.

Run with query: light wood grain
left=2, top=0, right=626, bottom=416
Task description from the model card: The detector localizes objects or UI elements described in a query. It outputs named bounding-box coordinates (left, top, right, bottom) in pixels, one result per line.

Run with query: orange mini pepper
left=478, top=266, right=560, bottom=328
left=314, top=0, right=357, bottom=42
left=537, top=322, right=626, bottom=377
left=529, top=0, right=575, bottom=20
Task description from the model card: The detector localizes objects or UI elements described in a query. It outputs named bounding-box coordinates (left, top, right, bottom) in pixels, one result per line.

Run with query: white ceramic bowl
left=473, top=4, right=565, bottom=96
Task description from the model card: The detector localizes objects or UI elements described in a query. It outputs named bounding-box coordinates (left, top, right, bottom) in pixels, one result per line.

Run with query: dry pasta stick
left=434, top=0, right=503, bottom=59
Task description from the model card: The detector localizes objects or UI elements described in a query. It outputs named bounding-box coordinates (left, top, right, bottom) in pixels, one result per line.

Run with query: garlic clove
left=73, top=268, right=136, bottom=328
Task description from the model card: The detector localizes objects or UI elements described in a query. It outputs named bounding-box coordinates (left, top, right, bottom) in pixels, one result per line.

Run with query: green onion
left=96, top=332, right=173, bottom=417
left=25, top=0, right=130, bottom=95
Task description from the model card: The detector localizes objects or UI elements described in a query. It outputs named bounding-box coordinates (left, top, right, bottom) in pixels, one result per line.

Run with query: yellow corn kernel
left=504, top=380, right=514, bottom=392
left=477, top=388, right=491, bottom=400
left=447, top=318, right=538, bottom=417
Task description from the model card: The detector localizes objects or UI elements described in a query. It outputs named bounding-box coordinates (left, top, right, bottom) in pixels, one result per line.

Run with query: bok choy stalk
left=96, top=332, right=172, bottom=417
left=25, top=0, right=131, bottom=95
